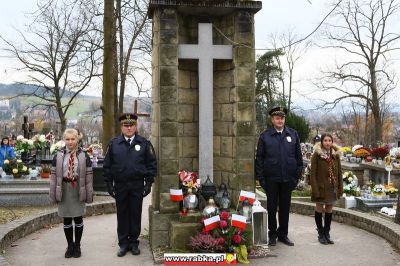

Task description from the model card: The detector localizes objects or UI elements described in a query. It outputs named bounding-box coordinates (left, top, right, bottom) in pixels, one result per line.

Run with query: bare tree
left=0, top=0, right=102, bottom=133
left=271, top=30, right=311, bottom=112
left=102, top=0, right=152, bottom=142
left=114, top=0, right=151, bottom=133
left=317, top=0, right=400, bottom=144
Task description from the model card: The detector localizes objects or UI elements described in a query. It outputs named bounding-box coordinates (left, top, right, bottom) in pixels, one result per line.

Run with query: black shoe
left=65, top=243, right=74, bottom=258
left=117, top=247, right=128, bottom=257
left=278, top=236, right=294, bottom=246
left=131, top=245, right=140, bottom=255
left=73, top=243, right=81, bottom=258
left=268, top=237, right=277, bottom=246
left=325, top=232, right=334, bottom=244
left=318, top=230, right=328, bottom=245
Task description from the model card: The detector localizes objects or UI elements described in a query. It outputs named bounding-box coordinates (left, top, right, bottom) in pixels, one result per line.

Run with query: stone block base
left=169, top=221, right=202, bottom=250
left=149, top=205, right=180, bottom=249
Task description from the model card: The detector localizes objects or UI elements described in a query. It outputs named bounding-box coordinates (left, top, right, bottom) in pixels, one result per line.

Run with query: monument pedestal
left=149, top=0, right=261, bottom=251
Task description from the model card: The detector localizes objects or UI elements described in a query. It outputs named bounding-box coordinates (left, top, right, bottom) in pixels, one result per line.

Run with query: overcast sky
left=0, top=0, right=398, bottom=111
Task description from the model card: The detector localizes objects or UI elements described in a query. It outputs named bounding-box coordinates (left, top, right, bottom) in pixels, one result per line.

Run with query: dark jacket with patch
left=103, top=134, right=157, bottom=184
left=255, top=126, right=303, bottom=183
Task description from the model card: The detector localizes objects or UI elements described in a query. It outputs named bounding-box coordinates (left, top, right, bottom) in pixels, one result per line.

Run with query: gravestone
left=148, top=0, right=261, bottom=250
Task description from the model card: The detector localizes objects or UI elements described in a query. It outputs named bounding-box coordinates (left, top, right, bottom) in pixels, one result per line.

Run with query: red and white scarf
left=67, top=151, right=76, bottom=188
left=320, top=149, right=336, bottom=187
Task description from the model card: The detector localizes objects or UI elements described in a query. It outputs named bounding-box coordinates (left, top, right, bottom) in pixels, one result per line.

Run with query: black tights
left=63, top=217, right=84, bottom=245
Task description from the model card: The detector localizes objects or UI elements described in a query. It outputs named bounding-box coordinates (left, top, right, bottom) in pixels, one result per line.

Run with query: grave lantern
left=201, top=175, right=217, bottom=201
left=183, top=188, right=198, bottom=212
left=240, top=198, right=252, bottom=223
left=251, top=200, right=268, bottom=246
left=220, top=190, right=231, bottom=211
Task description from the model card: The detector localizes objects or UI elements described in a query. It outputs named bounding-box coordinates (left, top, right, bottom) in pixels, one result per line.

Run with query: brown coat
left=49, top=148, right=93, bottom=204
left=310, top=143, right=343, bottom=202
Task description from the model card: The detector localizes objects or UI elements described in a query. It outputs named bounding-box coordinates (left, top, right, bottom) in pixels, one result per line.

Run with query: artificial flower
left=220, top=211, right=229, bottom=220
left=232, top=235, right=241, bottom=245
left=220, top=220, right=227, bottom=229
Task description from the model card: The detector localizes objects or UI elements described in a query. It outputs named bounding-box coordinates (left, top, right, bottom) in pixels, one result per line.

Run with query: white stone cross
left=178, top=23, right=232, bottom=181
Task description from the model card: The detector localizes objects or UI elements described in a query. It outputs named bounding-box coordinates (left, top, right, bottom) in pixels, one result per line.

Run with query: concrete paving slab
left=4, top=195, right=400, bottom=266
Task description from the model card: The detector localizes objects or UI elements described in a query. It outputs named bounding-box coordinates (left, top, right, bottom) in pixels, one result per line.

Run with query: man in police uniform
left=103, top=113, right=157, bottom=257
left=255, top=106, right=303, bottom=246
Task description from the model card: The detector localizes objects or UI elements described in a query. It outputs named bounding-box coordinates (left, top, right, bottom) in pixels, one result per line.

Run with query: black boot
left=324, top=213, right=334, bottom=244
left=65, top=243, right=74, bottom=258
left=73, top=217, right=83, bottom=257
left=63, top=220, right=74, bottom=258
left=73, top=243, right=81, bottom=258
left=315, top=211, right=328, bottom=245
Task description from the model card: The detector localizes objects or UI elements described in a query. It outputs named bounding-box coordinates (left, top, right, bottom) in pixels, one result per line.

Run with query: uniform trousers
left=115, top=179, right=144, bottom=248
left=265, top=180, right=292, bottom=239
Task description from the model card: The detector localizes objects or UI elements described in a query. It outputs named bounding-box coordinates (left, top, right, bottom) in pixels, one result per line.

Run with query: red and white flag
left=231, top=214, right=247, bottom=230
left=170, top=189, right=183, bottom=202
left=239, top=190, right=256, bottom=204
left=203, top=215, right=220, bottom=231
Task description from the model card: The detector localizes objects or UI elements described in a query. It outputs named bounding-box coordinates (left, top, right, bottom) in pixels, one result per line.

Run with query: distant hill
left=0, top=83, right=96, bottom=98
left=0, top=83, right=151, bottom=119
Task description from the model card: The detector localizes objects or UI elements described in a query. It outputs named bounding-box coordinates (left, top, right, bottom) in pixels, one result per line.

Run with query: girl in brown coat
left=49, top=128, right=93, bottom=258
left=310, top=133, right=343, bottom=245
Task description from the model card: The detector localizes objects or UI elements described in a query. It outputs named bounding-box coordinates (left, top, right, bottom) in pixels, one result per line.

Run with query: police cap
left=119, top=113, right=138, bottom=125
left=269, top=106, right=287, bottom=117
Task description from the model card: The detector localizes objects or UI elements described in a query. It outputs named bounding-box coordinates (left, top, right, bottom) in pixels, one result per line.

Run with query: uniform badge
left=286, top=136, right=292, bottom=143
left=135, top=144, right=141, bottom=151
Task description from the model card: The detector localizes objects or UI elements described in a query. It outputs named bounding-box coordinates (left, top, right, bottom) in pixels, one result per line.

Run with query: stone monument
left=148, top=0, right=261, bottom=250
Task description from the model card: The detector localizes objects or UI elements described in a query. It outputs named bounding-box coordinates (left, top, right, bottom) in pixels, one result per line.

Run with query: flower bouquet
left=342, top=146, right=352, bottom=156
left=85, top=143, right=103, bottom=156
left=389, top=147, right=400, bottom=159
left=2, top=159, right=30, bottom=178
left=342, top=171, right=360, bottom=196
left=190, top=211, right=250, bottom=263
left=50, top=140, right=65, bottom=155
left=353, top=147, right=370, bottom=159
left=371, top=146, right=389, bottom=160
left=178, top=170, right=201, bottom=194
left=14, top=135, right=35, bottom=155
left=372, top=184, right=386, bottom=198
left=384, top=183, right=398, bottom=198
left=32, top=134, right=50, bottom=150
left=390, top=148, right=400, bottom=168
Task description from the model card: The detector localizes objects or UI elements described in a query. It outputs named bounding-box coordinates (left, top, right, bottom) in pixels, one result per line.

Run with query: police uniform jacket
left=103, top=134, right=157, bottom=184
left=255, top=126, right=303, bottom=183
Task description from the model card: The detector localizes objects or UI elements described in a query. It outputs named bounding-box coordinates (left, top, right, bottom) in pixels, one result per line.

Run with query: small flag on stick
left=170, top=189, right=183, bottom=202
